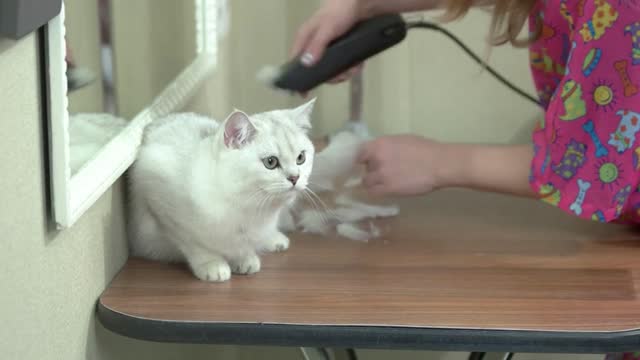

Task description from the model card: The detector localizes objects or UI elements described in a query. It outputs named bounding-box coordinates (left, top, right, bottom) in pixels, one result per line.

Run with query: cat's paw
left=230, top=254, right=261, bottom=275
left=192, top=259, right=231, bottom=282
left=261, top=232, right=290, bottom=252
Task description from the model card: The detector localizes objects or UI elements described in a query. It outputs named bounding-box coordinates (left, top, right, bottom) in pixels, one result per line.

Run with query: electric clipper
left=258, top=14, right=407, bottom=93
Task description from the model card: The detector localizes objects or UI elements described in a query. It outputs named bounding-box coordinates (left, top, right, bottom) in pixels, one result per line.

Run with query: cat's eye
left=262, top=156, right=279, bottom=170
left=296, top=151, right=306, bottom=165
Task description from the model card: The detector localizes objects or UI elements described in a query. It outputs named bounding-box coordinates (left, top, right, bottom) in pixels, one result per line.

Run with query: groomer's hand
left=291, top=0, right=366, bottom=85
left=357, top=135, right=446, bottom=197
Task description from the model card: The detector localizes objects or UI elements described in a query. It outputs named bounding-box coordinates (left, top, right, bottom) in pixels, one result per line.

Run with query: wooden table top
left=98, top=189, right=640, bottom=352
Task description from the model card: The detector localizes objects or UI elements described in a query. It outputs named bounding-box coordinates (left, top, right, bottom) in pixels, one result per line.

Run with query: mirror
left=64, top=0, right=122, bottom=175
left=47, top=0, right=219, bottom=228
left=64, top=0, right=199, bottom=175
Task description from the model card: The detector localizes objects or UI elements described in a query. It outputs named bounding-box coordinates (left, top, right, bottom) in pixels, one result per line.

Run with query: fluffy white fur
left=336, top=222, right=380, bottom=242
left=129, top=99, right=316, bottom=282
left=308, top=131, right=363, bottom=192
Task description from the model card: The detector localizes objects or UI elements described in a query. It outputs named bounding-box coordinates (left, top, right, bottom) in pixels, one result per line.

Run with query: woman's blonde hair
left=442, top=0, right=539, bottom=47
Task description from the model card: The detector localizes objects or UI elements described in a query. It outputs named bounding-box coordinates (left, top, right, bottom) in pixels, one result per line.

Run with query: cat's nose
left=287, top=175, right=299, bottom=186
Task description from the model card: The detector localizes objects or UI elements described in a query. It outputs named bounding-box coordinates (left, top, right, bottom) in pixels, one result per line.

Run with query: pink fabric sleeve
left=529, top=0, right=640, bottom=222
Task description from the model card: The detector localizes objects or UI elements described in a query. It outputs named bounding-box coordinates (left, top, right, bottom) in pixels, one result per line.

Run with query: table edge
left=97, top=301, right=640, bottom=353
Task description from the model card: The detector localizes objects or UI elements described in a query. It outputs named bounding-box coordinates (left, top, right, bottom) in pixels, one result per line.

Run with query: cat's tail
left=309, top=130, right=365, bottom=192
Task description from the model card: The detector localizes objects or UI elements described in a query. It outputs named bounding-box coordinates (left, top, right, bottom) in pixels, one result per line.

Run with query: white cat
left=128, top=99, right=316, bottom=282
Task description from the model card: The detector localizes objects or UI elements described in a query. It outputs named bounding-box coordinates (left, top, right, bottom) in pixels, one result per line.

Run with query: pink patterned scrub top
left=528, top=0, right=640, bottom=223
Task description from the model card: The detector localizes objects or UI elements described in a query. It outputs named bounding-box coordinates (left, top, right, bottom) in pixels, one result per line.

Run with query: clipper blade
left=256, top=65, right=280, bottom=85
left=256, top=65, right=293, bottom=94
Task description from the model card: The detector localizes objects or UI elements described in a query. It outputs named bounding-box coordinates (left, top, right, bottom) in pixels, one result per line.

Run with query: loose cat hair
left=128, top=99, right=316, bottom=282
left=279, top=130, right=400, bottom=241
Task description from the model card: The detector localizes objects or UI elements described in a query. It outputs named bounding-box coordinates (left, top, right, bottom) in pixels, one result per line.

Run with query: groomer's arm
left=292, top=0, right=492, bottom=78
left=292, top=0, right=450, bottom=66
left=358, top=136, right=535, bottom=199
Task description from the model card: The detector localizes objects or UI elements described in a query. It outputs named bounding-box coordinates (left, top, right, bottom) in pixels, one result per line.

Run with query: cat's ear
left=223, top=110, right=256, bottom=149
left=291, top=97, right=316, bottom=131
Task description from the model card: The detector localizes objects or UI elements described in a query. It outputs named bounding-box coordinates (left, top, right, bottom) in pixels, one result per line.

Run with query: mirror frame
left=46, top=0, right=218, bottom=228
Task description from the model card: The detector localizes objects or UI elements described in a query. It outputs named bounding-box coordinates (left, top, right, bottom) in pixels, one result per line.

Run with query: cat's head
left=220, top=98, right=316, bottom=200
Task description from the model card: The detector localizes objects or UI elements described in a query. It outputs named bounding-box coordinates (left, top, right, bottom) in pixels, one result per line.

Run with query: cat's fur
left=128, top=99, right=316, bottom=282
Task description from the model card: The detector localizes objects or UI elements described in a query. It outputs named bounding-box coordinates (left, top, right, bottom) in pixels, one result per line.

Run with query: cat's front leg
left=184, top=250, right=231, bottom=282
left=278, top=207, right=296, bottom=233
left=259, top=230, right=290, bottom=252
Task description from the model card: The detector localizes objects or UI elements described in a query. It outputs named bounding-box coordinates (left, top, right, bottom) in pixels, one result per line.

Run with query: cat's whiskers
left=243, top=188, right=266, bottom=206
left=301, top=189, right=332, bottom=226
left=300, top=191, right=328, bottom=225
left=306, top=180, right=346, bottom=213
left=300, top=190, right=322, bottom=214
left=305, top=187, right=336, bottom=219
left=251, top=193, right=274, bottom=223
left=240, top=186, right=272, bottom=224
left=307, top=181, right=334, bottom=193
left=248, top=183, right=290, bottom=222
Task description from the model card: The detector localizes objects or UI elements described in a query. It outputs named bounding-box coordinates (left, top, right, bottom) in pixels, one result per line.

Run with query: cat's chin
left=266, top=187, right=303, bottom=205
left=280, top=189, right=301, bottom=204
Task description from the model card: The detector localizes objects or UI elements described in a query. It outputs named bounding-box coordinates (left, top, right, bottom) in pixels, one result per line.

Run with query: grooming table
left=98, top=188, right=640, bottom=353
